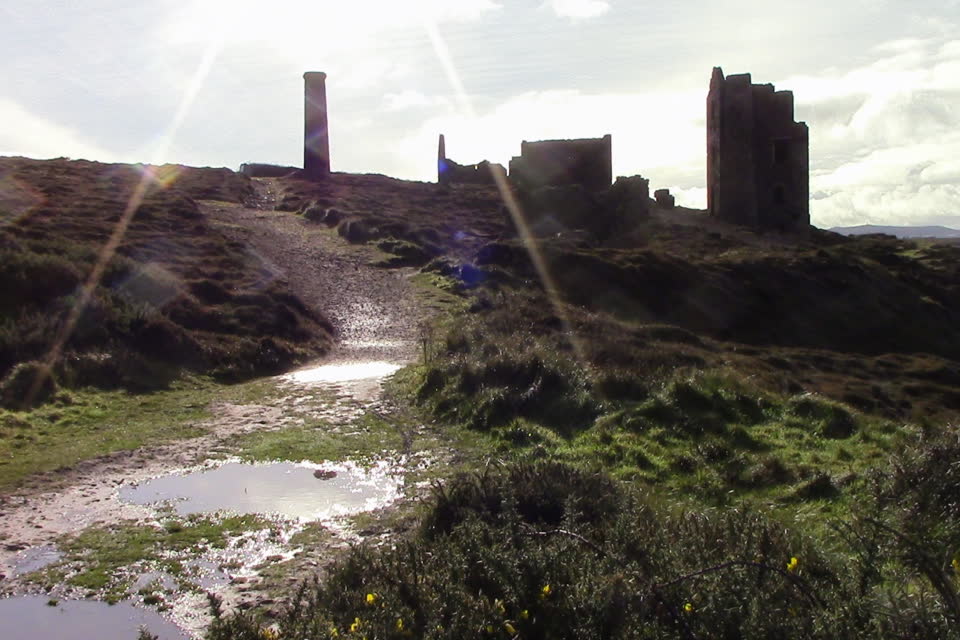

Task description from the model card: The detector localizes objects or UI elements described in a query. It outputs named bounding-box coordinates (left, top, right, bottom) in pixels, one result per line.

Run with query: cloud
left=783, top=36, right=960, bottom=227
left=0, top=98, right=116, bottom=162
left=543, top=0, right=611, bottom=19
left=382, top=90, right=450, bottom=112
left=162, top=0, right=502, bottom=53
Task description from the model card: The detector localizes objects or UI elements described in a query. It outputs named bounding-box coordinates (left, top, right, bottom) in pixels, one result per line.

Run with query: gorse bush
left=207, top=460, right=960, bottom=639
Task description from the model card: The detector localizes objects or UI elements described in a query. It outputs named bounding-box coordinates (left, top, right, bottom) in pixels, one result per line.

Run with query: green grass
left=231, top=415, right=405, bottom=465
left=0, top=375, right=283, bottom=491
left=35, top=514, right=269, bottom=603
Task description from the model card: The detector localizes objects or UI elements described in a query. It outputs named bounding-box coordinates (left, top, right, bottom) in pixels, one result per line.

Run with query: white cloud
left=162, top=0, right=501, bottom=52
left=785, top=36, right=960, bottom=227
left=543, top=0, right=611, bottom=19
left=382, top=90, right=450, bottom=111
left=0, top=98, right=116, bottom=162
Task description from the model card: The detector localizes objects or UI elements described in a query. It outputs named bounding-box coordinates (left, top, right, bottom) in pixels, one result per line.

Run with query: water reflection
left=284, top=361, right=402, bottom=384
left=119, top=461, right=402, bottom=521
left=0, top=596, right=187, bottom=640
left=9, top=545, right=63, bottom=577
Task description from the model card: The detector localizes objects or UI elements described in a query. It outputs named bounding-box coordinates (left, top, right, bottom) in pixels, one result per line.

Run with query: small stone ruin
left=437, top=135, right=505, bottom=186
left=508, top=135, right=612, bottom=193
left=654, top=189, right=675, bottom=209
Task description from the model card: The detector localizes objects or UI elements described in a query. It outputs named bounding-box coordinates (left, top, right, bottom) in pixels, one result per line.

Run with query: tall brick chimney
left=303, top=71, right=330, bottom=177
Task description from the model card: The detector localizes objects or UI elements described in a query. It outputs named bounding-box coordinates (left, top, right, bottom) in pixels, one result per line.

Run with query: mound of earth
left=0, top=157, right=333, bottom=402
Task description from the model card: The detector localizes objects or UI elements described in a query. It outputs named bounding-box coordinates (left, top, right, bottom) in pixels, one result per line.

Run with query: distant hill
left=830, top=224, right=960, bottom=238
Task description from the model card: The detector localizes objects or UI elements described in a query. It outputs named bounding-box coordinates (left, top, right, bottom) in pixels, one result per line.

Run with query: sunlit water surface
left=119, top=461, right=403, bottom=521
left=284, top=361, right=402, bottom=384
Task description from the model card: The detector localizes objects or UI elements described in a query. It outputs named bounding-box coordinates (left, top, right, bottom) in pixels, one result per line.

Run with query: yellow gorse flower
left=350, top=617, right=362, bottom=633
left=684, top=602, right=693, bottom=613
left=504, top=621, right=517, bottom=635
left=365, top=593, right=377, bottom=605
left=395, top=618, right=404, bottom=631
left=520, top=609, right=530, bottom=620
left=495, top=598, right=506, bottom=615
left=260, top=629, right=279, bottom=640
left=786, top=556, right=799, bottom=573
left=540, top=584, right=552, bottom=599
left=952, top=554, right=960, bottom=573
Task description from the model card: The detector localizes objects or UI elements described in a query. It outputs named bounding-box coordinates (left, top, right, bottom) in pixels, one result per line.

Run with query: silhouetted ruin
left=654, top=189, right=675, bottom=209
left=707, top=67, right=809, bottom=230
left=304, top=71, right=331, bottom=178
left=509, top=135, right=612, bottom=193
left=239, top=163, right=299, bottom=178
left=437, top=134, right=503, bottom=186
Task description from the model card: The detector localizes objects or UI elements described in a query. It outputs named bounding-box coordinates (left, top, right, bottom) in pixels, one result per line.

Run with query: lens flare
left=28, top=21, right=227, bottom=403
left=421, top=14, right=590, bottom=368
left=138, top=164, right=184, bottom=190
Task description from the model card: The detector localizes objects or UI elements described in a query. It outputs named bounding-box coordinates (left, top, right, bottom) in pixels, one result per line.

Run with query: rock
left=654, top=188, right=676, bottom=209
left=606, top=175, right=650, bottom=218
left=313, top=469, right=337, bottom=480
left=322, top=207, right=345, bottom=227
left=337, top=218, right=376, bottom=244
left=302, top=204, right=326, bottom=222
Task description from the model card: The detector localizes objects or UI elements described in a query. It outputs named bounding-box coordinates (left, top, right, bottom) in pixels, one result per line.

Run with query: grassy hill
left=0, top=157, right=332, bottom=407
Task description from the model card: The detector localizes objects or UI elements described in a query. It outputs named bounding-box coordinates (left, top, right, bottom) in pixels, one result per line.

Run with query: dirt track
left=0, top=179, right=429, bottom=636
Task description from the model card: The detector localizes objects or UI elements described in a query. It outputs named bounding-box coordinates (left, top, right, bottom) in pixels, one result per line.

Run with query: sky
left=1, top=0, right=959, bottom=229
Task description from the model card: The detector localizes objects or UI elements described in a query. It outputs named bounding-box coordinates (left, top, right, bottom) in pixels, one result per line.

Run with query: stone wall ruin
left=707, top=67, right=809, bottom=230
left=508, top=135, right=612, bottom=193
left=437, top=134, right=504, bottom=186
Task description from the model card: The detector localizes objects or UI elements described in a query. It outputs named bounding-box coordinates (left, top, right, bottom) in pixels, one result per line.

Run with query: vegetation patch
left=207, top=459, right=960, bottom=639
left=0, top=157, right=332, bottom=406
left=0, top=375, right=282, bottom=490
left=32, top=514, right=269, bottom=603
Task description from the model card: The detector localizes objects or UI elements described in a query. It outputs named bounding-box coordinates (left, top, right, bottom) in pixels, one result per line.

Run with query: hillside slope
left=0, top=157, right=333, bottom=404
left=271, top=173, right=960, bottom=423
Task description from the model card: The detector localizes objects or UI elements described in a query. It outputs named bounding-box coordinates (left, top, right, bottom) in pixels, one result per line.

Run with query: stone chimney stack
left=437, top=134, right=447, bottom=183
left=303, top=71, right=330, bottom=177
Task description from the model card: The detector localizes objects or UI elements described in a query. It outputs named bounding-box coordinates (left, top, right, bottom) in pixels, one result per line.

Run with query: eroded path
left=0, top=179, right=434, bottom=638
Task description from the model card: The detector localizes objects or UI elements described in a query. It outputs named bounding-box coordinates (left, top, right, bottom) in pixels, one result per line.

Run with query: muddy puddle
left=119, top=460, right=403, bottom=521
left=0, top=595, right=188, bottom=639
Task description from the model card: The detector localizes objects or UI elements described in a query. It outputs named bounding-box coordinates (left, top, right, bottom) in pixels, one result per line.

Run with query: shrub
left=0, top=360, right=58, bottom=409
left=205, top=461, right=960, bottom=639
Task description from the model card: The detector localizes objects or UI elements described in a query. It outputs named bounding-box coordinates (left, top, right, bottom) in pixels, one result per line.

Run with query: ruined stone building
left=707, top=67, right=809, bottom=229
left=304, top=71, right=330, bottom=177
left=437, top=134, right=504, bottom=185
left=509, top=135, right=612, bottom=192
